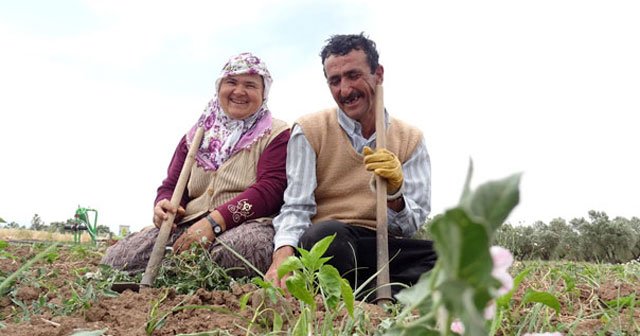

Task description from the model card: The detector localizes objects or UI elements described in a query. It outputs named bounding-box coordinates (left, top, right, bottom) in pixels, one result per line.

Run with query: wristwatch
left=205, top=214, right=223, bottom=235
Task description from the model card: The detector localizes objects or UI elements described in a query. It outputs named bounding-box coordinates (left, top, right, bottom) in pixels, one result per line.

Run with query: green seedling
left=0, top=243, right=59, bottom=296
left=276, top=233, right=355, bottom=335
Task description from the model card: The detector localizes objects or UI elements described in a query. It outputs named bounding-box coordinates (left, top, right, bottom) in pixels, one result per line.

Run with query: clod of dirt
left=16, top=286, right=40, bottom=301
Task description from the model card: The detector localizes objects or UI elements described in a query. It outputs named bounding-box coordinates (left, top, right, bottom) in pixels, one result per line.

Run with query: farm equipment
left=64, top=206, right=99, bottom=244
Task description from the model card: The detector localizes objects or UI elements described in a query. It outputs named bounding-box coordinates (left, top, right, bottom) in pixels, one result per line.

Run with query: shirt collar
left=336, top=107, right=390, bottom=140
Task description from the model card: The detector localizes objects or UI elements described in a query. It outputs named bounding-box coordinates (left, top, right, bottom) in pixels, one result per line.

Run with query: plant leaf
left=394, top=271, right=434, bottom=315
left=277, top=256, right=304, bottom=279
left=286, top=272, right=315, bottom=308
left=431, top=208, right=493, bottom=288
left=340, top=278, right=354, bottom=317
left=318, top=264, right=342, bottom=310
left=459, top=158, right=474, bottom=204
left=496, top=267, right=532, bottom=308
left=605, top=293, right=636, bottom=309
left=522, top=289, right=561, bottom=315
left=303, top=234, right=336, bottom=271
left=463, top=173, right=521, bottom=234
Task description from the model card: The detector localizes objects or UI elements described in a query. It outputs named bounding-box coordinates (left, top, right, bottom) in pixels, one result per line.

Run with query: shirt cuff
left=387, top=195, right=410, bottom=236
left=274, top=232, right=302, bottom=251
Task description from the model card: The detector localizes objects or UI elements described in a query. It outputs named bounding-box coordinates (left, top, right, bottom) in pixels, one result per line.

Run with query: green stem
left=0, top=243, right=59, bottom=295
left=215, top=239, right=265, bottom=278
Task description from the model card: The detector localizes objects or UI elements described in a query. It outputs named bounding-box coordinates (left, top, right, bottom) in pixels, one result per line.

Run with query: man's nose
left=339, top=79, right=352, bottom=95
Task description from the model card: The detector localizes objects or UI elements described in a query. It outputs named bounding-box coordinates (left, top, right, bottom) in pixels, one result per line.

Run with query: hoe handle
left=141, top=126, right=205, bottom=287
left=374, top=85, right=392, bottom=304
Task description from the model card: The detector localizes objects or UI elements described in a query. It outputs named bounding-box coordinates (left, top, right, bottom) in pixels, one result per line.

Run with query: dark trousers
left=298, top=220, right=437, bottom=299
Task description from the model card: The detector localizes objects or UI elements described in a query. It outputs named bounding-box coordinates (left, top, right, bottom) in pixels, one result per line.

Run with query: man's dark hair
left=320, top=32, right=379, bottom=75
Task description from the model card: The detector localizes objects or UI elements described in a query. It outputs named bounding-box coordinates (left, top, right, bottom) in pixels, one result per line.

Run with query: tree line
left=494, top=210, right=640, bottom=263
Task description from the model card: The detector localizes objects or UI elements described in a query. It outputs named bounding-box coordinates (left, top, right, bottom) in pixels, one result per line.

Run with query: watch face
left=214, top=225, right=222, bottom=234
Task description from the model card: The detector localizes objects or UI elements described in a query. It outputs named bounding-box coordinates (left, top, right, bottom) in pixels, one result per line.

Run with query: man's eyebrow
left=344, top=69, right=362, bottom=76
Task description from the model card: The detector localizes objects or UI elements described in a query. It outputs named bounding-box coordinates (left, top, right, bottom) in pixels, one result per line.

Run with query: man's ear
left=375, top=65, right=384, bottom=85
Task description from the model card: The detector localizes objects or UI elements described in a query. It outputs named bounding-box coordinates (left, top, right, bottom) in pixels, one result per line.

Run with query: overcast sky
left=1, top=0, right=638, bottom=233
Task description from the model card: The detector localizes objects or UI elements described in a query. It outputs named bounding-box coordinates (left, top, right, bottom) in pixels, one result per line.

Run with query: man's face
left=218, top=73, right=264, bottom=120
left=324, top=49, right=383, bottom=124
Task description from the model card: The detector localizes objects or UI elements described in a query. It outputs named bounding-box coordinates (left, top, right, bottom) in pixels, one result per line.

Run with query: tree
left=530, top=220, right=558, bottom=260
left=96, top=224, right=113, bottom=236
left=495, top=223, right=536, bottom=260
left=629, top=217, right=640, bottom=260
left=494, top=211, right=640, bottom=262
left=49, top=221, right=68, bottom=234
left=0, top=217, right=5, bottom=224
left=548, top=217, right=580, bottom=260
left=30, top=213, right=47, bottom=231
left=5, top=221, right=21, bottom=229
left=570, top=211, right=636, bottom=263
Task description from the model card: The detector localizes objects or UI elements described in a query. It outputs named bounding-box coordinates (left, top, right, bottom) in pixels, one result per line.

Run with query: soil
left=1, top=243, right=639, bottom=335
left=0, top=243, right=387, bottom=336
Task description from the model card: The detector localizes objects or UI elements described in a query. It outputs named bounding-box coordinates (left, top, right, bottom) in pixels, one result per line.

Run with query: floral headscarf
left=186, top=52, right=273, bottom=171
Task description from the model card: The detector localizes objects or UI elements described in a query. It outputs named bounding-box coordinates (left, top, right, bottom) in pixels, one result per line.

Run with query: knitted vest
left=296, top=108, right=422, bottom=229
left=180, top=118, right=289, bottom=223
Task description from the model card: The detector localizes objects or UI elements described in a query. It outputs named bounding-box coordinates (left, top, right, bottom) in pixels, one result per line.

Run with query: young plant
left=0, top=243, right=59, bottom=296
left=277, top=234, right=354, bottom=334
left=145, top=289, right=172, bottom=335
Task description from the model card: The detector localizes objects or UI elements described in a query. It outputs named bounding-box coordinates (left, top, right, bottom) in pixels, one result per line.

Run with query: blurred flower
left=490, top=245, right=514, bottom=296
left=451, top=320, right=465, bottom=334
left=484, top=300, right=496, bottom=319
left=449, top=246, right=517, bottom=334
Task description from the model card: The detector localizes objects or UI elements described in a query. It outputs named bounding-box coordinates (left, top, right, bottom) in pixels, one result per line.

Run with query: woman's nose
left=231, top=84, right=247, bottom=95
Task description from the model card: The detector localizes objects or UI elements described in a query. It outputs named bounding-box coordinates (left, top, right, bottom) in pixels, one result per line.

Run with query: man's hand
left=172, top=218, right=214, bottom=254
left=362, top=146, right=403, bottom=194
left=153, top=199, right=185, bottom=229
left=265, top=245, right=295, bottom=289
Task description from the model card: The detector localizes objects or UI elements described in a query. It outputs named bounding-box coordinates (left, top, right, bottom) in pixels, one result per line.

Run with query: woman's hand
left=172, top=218, right=214, bottom=254
left=265, top=245, right=295, bottom=289
left=153, top=199, right=185, bottom=229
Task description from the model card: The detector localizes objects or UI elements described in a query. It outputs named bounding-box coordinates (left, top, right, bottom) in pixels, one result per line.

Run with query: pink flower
left=450, top=320, right=465, bottom=334
left=490, top=246, right=514, bottom=296
left=484, top=300, right=496, bottom=319
left=448, top=246, right=517, bottom=334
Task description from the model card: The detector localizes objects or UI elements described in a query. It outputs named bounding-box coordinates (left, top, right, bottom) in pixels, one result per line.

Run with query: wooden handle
left=141, top=126, right=205, bottom=287
left=374, top=85, right=392, bottom=304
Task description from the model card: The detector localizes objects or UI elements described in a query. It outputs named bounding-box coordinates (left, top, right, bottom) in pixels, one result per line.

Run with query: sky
left=1, top=0, right=639, bottom=234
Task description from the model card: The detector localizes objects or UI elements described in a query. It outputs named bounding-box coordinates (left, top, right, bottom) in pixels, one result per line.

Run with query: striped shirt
left=273, top=108, right=431, bottom=250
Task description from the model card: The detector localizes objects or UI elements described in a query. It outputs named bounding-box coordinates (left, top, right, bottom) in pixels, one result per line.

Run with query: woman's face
left=218, top=73, right=264, bottom=120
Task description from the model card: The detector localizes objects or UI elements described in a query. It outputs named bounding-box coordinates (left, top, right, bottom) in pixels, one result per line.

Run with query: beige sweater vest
left=296, top=108, right=422, bottom=229
left=179, top=118, right=289, bottom=223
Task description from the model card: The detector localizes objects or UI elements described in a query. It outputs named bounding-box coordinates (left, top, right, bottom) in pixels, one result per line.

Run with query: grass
left=494, top=260, right=640, bottom=335
left=0, top=228, right=96, bottom=243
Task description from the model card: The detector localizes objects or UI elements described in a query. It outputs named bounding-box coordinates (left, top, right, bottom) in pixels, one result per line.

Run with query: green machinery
left=64, top=206, right=99, bottom=244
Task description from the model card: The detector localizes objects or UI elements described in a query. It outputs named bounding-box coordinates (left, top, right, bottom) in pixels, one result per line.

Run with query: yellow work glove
left=362, top=146, right=403, bottom=195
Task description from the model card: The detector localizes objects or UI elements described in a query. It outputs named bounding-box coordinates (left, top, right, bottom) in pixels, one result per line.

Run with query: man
left=265, top=33, right=436, bottom=297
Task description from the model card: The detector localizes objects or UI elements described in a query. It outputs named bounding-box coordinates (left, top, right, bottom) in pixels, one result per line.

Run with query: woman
left=101, top=52, right=290, bottom=277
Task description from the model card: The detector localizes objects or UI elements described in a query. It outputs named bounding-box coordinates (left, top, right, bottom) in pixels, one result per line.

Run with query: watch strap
left=205, top=214, right=223, bottom=235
